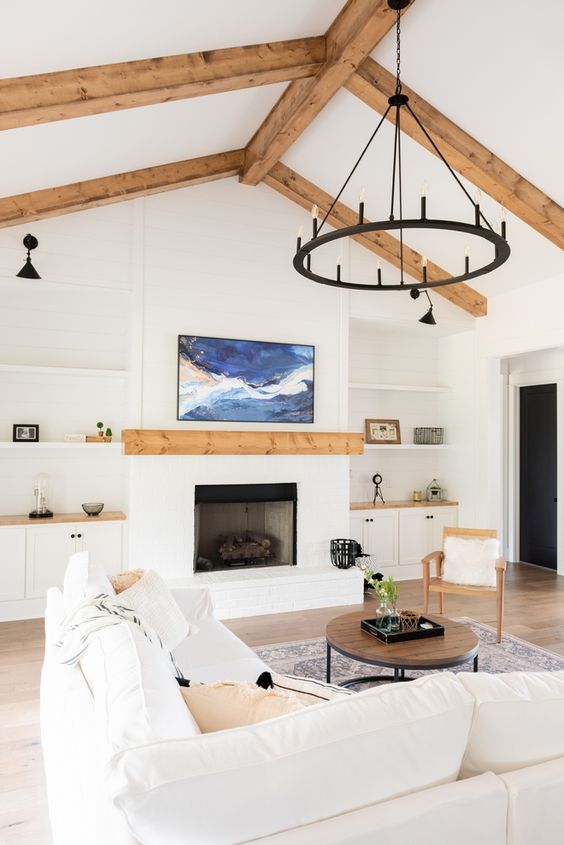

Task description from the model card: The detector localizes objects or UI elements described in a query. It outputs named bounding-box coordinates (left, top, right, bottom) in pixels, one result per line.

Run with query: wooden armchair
left=422, top=526, right=506, bottom=643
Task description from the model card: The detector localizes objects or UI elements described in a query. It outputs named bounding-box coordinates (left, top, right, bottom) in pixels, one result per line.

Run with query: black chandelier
left=293, top=0, right=510, bottom=310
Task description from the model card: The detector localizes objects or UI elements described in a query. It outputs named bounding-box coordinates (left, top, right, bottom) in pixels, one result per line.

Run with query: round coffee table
left=326, top=610, right=479, bottom=687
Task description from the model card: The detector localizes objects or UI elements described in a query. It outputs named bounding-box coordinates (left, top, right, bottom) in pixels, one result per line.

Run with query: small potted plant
left=96, top=421, right=104, bottom=439
left=105, top=427, right=113, bottom=443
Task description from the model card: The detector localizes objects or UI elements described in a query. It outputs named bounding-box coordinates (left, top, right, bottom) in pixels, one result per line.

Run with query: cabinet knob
left=70, top=533, right=75, bottom=538
left=77, top=533, right=82, bottom=538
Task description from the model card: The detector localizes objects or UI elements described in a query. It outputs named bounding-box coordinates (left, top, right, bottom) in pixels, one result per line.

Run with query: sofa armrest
left=171, top=585, right=214, bottom=622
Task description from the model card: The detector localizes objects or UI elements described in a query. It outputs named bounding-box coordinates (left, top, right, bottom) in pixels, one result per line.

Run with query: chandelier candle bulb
left=500, top=208, right=507, bottom=239
left=464, top=248, right=470, bottom=274
left=358, top=188, right=365, bottom=224
left=422, top=255, right=428, bottom=284
left=420, top=181, right=428, bottom=218
left=296, top=226, right=303, bottom=252
left=377, top=262, right=382, bottom=286
left=311, top=204, right=319, bottom=237
left=336, top=255, right=342, bottom=282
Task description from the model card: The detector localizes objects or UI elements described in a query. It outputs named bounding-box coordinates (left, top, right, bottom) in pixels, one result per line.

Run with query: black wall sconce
left=16, top=234, right=41, bottom=279
left=410, top=288, right=436, bottom=326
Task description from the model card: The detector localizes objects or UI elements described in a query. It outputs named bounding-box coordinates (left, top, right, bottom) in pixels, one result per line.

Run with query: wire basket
left=330, top=539, right=359, bottom=569
left=413, top=427, right=444, bottom=445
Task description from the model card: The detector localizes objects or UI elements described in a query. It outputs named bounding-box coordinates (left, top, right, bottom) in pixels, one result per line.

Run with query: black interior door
left=520, top=384, right=557, bottom=569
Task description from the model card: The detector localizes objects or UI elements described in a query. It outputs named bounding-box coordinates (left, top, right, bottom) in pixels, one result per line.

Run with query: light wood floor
left=2, top=562, right=564, bottom=844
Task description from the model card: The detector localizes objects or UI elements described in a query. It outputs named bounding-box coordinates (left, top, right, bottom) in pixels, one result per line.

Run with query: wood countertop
left=350, top=500, right=458, bottom=511
left=0, top=510, right=127, bottom=527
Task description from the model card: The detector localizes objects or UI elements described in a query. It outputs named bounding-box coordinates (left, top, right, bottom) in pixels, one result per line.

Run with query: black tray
left=361, top=616, right=445, bottom=644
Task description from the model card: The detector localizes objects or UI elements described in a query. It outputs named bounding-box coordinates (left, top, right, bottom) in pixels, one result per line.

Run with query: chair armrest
left=422, top=550, right=444, bottom=578
left=495, top=556, right=506, bottom=572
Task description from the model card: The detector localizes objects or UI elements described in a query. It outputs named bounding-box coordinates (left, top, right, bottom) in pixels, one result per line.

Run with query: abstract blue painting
left=177, top=335, right=314, bottom=423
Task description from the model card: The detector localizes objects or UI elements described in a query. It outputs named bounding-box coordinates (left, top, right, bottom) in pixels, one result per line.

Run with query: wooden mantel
left=122, top=429, right=364, bottom=456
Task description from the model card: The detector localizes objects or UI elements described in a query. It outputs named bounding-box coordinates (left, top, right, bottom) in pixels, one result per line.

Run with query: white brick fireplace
left=127, top=453, right=363, bottom=618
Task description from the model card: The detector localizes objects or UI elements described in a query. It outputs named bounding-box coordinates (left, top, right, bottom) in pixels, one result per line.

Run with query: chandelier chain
left=395, top=5, right=402, bottom=94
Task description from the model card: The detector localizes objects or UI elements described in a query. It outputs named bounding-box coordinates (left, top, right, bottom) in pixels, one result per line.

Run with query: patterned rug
left=254, top=618, right=564, bottom=688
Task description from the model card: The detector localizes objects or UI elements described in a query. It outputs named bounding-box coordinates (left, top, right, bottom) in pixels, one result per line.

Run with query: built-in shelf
left=364, top=444, right=450, bottom=450
left=0, top=364, right=128, bottom=378
left=349, top=382, right=449, bottom=394
left=0, top=442, right=122, bottom=450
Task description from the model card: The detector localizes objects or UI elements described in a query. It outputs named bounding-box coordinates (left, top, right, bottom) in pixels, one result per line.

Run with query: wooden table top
left=326, top=609, right=479, bottom=670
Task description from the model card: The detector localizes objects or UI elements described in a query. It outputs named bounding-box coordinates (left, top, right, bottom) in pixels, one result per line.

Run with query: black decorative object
left=13, top=424, right=39, bottom=442
left=81, top=502, right=105, bottom=517
left=16, top=234, right=41, bottom=279
left=330, top=539, right=360, bottom=569
left=293, top=0, right=510, bottom=320
left=361, top=615, right=445, bottom=644
left=372, top=473, right=385, bottom=505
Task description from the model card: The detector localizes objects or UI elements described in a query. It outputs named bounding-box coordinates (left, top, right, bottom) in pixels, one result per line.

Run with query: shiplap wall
left=349, top=319, right=449, bottom=503
left=0, top=179, right=349, bottom=515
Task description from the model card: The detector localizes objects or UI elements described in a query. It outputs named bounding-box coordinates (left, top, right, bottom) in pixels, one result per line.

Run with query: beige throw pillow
left=181, top=681, right=306, bottom=733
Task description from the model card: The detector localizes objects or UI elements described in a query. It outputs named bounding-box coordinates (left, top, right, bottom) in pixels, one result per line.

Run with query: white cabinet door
left=78, top=522, right=123, bottom=575
left=26, top=524, right=76, bottom=599
left=349, top=513, right=364, bottom=546
left=0, top=528, right=26, bottom=601
left=398, top=509, right=432, bottom=566
left=361, top=511, right=398, bottom=567
left=429, top=507, right=458, bottom=550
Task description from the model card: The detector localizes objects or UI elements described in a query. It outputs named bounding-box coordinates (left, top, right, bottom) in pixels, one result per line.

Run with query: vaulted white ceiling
left=0, top=0, right=562, bottom=301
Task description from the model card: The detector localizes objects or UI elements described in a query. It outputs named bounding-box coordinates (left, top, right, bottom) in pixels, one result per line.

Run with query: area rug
left=254, top=618, right=564, bottom=687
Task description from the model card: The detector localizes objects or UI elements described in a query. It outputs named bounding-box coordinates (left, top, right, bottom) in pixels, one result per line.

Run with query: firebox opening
left=194, top=483, right=297, bottom=573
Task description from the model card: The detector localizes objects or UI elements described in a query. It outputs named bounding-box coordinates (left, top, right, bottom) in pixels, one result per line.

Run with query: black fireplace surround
left=194, top=483, right=297, bottom=573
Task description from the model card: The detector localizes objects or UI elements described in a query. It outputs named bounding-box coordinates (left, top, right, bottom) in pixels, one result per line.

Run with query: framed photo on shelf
left=365, top=419, right=401, bottom=445
left=13, top=424, right=39, bottom=443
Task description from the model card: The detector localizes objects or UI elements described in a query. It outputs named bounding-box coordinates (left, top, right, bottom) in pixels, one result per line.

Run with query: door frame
left=506, top=373, right=563, bottom=573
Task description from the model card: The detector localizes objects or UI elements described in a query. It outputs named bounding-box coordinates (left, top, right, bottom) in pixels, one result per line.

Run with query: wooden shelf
left=0, top=364, right=128, bottom=378
left=349, top=382, right=449, bottom=394
left=0, top=510, right=127, bottom=527
left=351, top=500, right=458, bottom=511
left=123, top=429, right=364, bottom=456
left=363, top=444, right=450, bottom=451
left=0, top=442, right=122, bottom=450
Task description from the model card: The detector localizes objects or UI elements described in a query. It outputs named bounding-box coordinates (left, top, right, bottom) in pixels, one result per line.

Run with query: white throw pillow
left=80, top=621, right=200, bottom=757
left=63, top=551, right=115, bottom=613
left=117, top=569, right=193, bottom=651
left=106, top=673, right=475, bottom=845
left=459, top=671, right=564, bottom=777
left=268, top=672, right=354, bottom=704
left=442, top=536, right=499, bottom=587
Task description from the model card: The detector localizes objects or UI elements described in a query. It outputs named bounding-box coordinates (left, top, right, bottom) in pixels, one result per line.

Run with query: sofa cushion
left=442, top=536, right=499, bottom=587
left=63, top=550, right=115, bottom=613
left=116, top=569, right=193, bottom=651
left=500, top=757, right=564, bottom=845
left=252, top=772, right=508, bottom=845
left=80, top=621, right=200, bottom=757
left=173, top=616, right=269, bottom=683
left=180, top=680, right=305, bottom=732
left=107, top=672, right=474, bottom=845
left=459, top=670, right=564, bottom=777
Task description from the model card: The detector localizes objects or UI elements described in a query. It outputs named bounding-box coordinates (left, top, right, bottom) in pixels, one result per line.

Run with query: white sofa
left=41, top=564, right=564, bottom=845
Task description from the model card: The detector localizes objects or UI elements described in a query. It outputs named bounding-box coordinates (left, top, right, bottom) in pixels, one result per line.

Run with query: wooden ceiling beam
left=0, top=150, right=243, bottom=227
left=347, top=58, right=564, bottom=251
left=240, top=0, right=412, bottom=186
left=0, top=37, right=326, bottom=130
left=264, top=162, right=487, bottom=317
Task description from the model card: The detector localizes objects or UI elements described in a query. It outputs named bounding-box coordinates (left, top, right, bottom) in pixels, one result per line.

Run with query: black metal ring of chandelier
left=292, top=0, right=511, bottom=295
left=293, top=218, right=510, bottom=291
